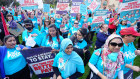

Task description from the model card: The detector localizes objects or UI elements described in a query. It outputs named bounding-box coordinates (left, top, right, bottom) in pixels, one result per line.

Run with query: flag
left=1, top=12, right=10, bottom=35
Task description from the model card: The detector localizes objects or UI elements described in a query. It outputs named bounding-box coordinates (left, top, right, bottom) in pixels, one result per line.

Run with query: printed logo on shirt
left=7, top=50, right=21, bottom=59
left=124, top=51, right=136, bottom=60
left=58, top=58, right=65, bottom=71
left=57, top=20, right=61, bottom=23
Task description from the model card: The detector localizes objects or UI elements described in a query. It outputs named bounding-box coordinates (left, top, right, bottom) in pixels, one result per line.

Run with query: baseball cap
left=23, top=19, right=33, bottom=25
left=120, top=27, right=140, bottom=36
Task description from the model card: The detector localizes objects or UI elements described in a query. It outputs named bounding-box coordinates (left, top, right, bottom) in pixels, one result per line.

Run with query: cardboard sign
left=43, top=4, right=50, bottom=12
left=8, top=23, right=24, bottom=37
left=80, top=4, right=87, bottom=15
left=20, top=47, right=55, bottom=78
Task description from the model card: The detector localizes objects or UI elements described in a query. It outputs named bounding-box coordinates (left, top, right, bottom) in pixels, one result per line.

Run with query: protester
left=0, top=35, right=30, bottom=79
left=137, top=21, right=140, bottom=50
left=60, top=16, right=72, bottom=38
left=70, top=28, right=91, bottom=66
left=95, top=24, right=110, bottom=49
left=41, top=24, right=63, bottom=53
left=6, top=14, right=17, bottom=29
left=0, top=11, right=5, bottom=45
left=22, top=10, right=39, bottom=29
left=108, top=13, right=119, bottom=34
left=116, top=19, right=137, bottom=35
left=1, top=7, right=8, bottom=21
left=22, top=19, right=40, bottom=48
left=53, top=38, right=85, bottom=79
left=88, top=34, right=124, bottom=79
left=68, top=20, right=80, bottom=38
left=120, top=27, right=140, bottom=79
left=40, top=19, right=50, bottom=35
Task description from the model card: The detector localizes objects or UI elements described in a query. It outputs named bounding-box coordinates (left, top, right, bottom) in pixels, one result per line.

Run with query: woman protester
left=88, top=34, right=124, bottom=79
left=68, top=20, right=80, bottom=38
left=108, top=13, right=119, bottom=34
left=53, top=38, right=85, bottom=79
left=22, top=10, right=39, bottom=30
left=95, top=24, right=110, bottom=49
left=60, top=16, right=72, bottom=38
left=116, top=19, right=137, bottom=35
left=70, top=28, right=91, bottom=66
left=0, top=35, right=30, bottom=79
left=40, top=19, right=50, bottom=35
left=40, top=24, right=63, bottom=53
left=119, top=27, right=140, bottom=79
left=22, top=19, right=40, bottom=48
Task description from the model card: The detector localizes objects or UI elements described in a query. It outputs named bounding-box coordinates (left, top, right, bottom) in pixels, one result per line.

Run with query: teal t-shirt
left=53, top=51, right=85, bottom=79
left=74, top=40, right=87, bottom=49
left=4, top=45, right=27, bottom=75
left=68, top=27, right=79, bottom=38
left=116, top=24, right=131, bottom=35
left=120, top=42, right=136, bottom=74
left=55, top=18, right=62, bottom=28
left=41, top=35, right=63, bottom=50
left=22, top=28, right=41, bottom=44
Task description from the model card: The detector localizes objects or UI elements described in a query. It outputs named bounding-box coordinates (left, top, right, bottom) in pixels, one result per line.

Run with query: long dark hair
left=76, top=13, right=82, bottom=21
left=47, top=24, right=60, bottom=44
left=44, top=19, right=50, bottom=28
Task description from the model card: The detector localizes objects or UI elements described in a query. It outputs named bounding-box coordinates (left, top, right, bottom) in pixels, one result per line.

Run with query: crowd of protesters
left=0, top=4, right=140, bottom=79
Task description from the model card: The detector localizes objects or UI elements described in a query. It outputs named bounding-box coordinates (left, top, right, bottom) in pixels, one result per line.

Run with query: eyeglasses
left=110, top=42, right=123, bottom=47
left=45, top=21, right=49, bottom=22
left=74, top=23, right=78, bottom=24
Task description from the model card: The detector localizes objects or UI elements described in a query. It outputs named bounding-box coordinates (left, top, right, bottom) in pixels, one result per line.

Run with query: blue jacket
left=0, top=45, right=24, bottom=79
left=95, top=32, right=110, bottom=49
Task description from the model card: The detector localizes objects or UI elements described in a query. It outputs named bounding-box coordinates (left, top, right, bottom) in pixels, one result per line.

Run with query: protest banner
left=56, top=0, right=70, bottom=14
left=71, top=6, right=80, bottom=14
left=91, top=10, right=108, bottom=32
left=88, top=0, right=101, bottom=12
left=71, top=0, right=83, bottom=17
left=20, top=47, right=55, bottom=78
left=80, top=4, right=87, bottom=15
left=84, top=0, right=94, bottom=6
left=118, top=0, right=140, bottom=23
left=19, top=0, right=38, bottom=10
left=8, top=23, right=24, bottom=37
left=43, top=4, right=50, bottom=12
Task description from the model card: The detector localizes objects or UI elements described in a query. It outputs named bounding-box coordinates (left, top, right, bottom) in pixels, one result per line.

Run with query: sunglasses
left=25, top=24, right=32, bottom=26
left=110, top=42, right=123, bottom=47
left=131, top=35, right=137, bottom=38
left=74, top=23, right=78, bottom=24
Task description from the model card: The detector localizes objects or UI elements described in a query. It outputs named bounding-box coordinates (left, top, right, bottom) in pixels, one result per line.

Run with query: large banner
left=118, top=0, right=140, bottom=23
left=19, top=0, right=38, bottom=10
left=71, top=0, right=83, bottom=17
left=56, top=0, right=70, bottom=14
left=91, top=10, right=108, bottom=32
left=88, top=0, right=101, bottom=12
left=20, top=47, right=55, bottom=78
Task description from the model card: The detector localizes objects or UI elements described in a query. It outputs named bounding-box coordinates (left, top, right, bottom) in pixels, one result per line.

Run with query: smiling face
left=5, top=37, right=16, bottom=48
left=77, top=30, right=84, bottom=41
left=65, top=44, right=73, bottom=55
left=108, top=38, right=123, bottom=52
left=7, top=16, right=12, bottom=21
left=49, top=27, right=57, bottom=37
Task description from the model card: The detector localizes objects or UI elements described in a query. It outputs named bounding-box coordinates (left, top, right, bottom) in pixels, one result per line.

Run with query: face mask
left=79, top=38, right=84, bottom=41
left=26, top=27, right=33, bottom=31
left=108, top=53, right=118, bottom=62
